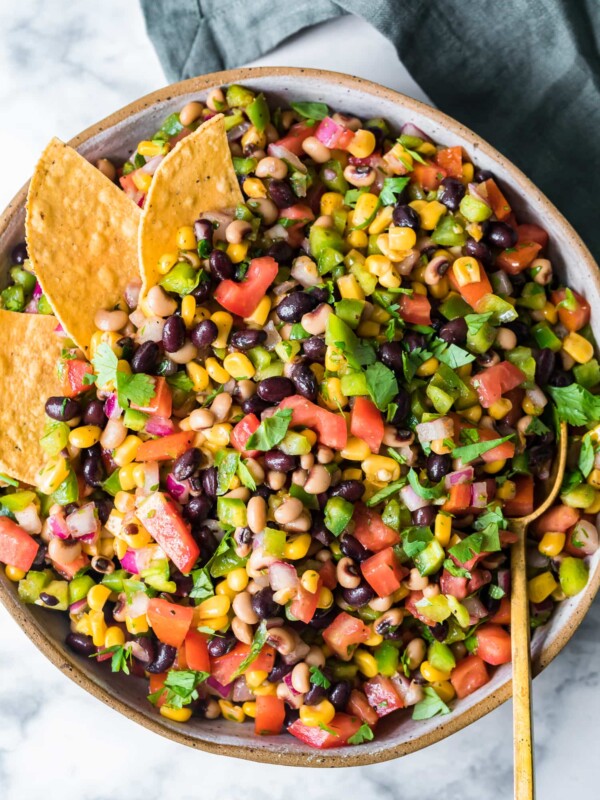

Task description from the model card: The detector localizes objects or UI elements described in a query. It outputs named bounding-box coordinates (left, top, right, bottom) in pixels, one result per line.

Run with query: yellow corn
left=245, top=295, right=272, bottom=326
left=430, top=438, right=453, bottom=455
left=194, top=305, right=211, bottom=323
left=210, top=311, right=233, bottom=348
left=435, top=513, right=452, bottom=547
left=320, top=191, right=344, bottom=216
left=253, top=681, right=278, bottom=696
left=364, top=628, right=384, bottom=647
left=370, top=304, right=391, bottom=324
left=181, top=295, right=197, bottom=328
left=199, top=614, right=229, bottom=632
left=205, top=358, right=230, bottom=385
left=378, top=269, right=401, bottom=289
left=488, top=398, right=512, bottom=420
left=416, top=357, right=439, bottom=377
left=243, top=177, right=267, bottom=198
left=452, top=256, right=480, bottom=286
left=483, top=459, right=506, bottom=474
left=68, top=425, right=102, bottom=449
left=87, top=584, right=112, bottom=612
left=418, top=201, right=447, bottom=231
left=528, top=571, right=559, bottom=603
left=420, top=660, right=451, bottom=682
left=245, top=670, right=269, bottom=689
left=317, top=587, right=334, bottom=609
left=353, top=193, right=379, bottom=228
left=284, top=534, right=312, bottom=561
left=411, top=281, right=427, bottom=296
left=356, top=320, right=380, bottom=338
left=460, top=404, right=483, bottom=424
left=227, top=241, right=250, bottom=264
left=299, top=699, right=336, bottom=727
left=89, top=330, right=123, bottom=361
left=113, top=435, right=142, bottom=467
left=538, top=532, right=566, bottom=557
left=203, top=423, right=232, bottom=448
left=223, top=352, right=256, bottom=380
left=121, top=524, right=151, bottom=550
left=226, top=567, right=249, bottom=593
left=346, top=229, right=368, bottom=248
left=126, top=614, right=149, bottom=634
left=497, top=480, right=516, bottom=500
left=347, top=129, right=376, bottom=158
left=197, top=595, right=231, bottom=619
left=341, top=437, right=371, bottom=461
left=160, top=706, right=193, bottom=722
left=132, top=171, right=152, bottom=192
left=365, top=254, right=393, bottom=277
left=218, top=700, right=246, bottom=723
left=368, top=205, right=395, bottom=235
left=36, top=456, right=71, bottom=496
left=5, top=565, right=26, bottom=582
left=325, top=344, right=345, bottom=373
left=176, top=225, right=197, bottom=250
left=462, top=162, right=475, bottom=184
left=137, top=140, right=168, bottom=158
left=301, top=569, right=320, bottom=594
left=429, top=276, right=450, bottom=299
left=522, top=396, right=542, bottom=417
left=342, top=468, right=363, bottom=482
left=562, top=332, right=594, bottom=364
left=242, top=701, right=257, bottom=718
left=186, top=362, right=210, bottom=392
left=71, top=613, right=93, bottom=636
left=388, top=225, right=417, bottom=251
left=114, top=491, right=136, bottom=514
left=431, top=680, right=456, bottom=704
left=542, top=302, right=558, bottom=324
left=320, top=377, right=347, bottom=410
left=353, top=649, right=379, bottom=678
left=89, top=609, right=108, bottom=647
left=363, top=455, right=401, bottom=481
left=118, top=464, right=137, bottom=492
left=158, top=252, right=179, bottom=275
left=104, top=626, right=126, bottom=648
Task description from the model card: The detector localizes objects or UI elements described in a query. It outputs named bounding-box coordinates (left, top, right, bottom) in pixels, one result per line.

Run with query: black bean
left=505, top=320, right=529, bottom=345
left=402, top=331, right=427, bottom=352
left=66, top=632, right=96, bottom=657
left=172, top=448, right=201, bottom=481
left=30, top=542, right=47, bottom=571
left=231, top=328, right=267, bottom=350
left=268, top=179, right=296, bottom=208
left=193, top=525, right=218, bottom=560
left=534, top=348, right=555, bottom=386
left=209, top=249, right=234, bottom=280
left=191, top=319, right=218, bottom=348
left=265, top=241, right=294, bottom=265
left=339, top=533, right=372, bottom=563
left=83, top=399, right=107, bottom=428
left=464, top=238, right=492, bottom=265
left=94, top=498, right=114, bottom=526
left=486, top=221, right=518, bottom=250
left=146, top=643, right=177, bottom=673
left=387, top=389, right=410, bottom=425
left=132, top=637, right=156, bottom=665
left=131, top=341, right=159, bottom=374
left=191, top=278, right=213, bottom=303
left=40, top=592, right=59, bottom=607
left=162, top=315, right=186, bottom=353
left=411, top=506, right=437, bottom=527
left=392, top=204, right=420, bottom=232
left=308, top=606, right=338, bottom=630
left=548, top=369, right=574, bottom=388
left=156, top=357, right=178, bottom=377
left=473, top=168, right=494, bottom=183
left=172, top=575, right=193, bottom=597
left=82, top=453, right=106, bottom=488
left=276, top=291, right=318, bottom=323
left=251, top=588, right=281, bottom=620
left=208, top=632, right=237, bottom=658
left=426, top=453, right=452, bottom=483
left=235, top=527, right=253, bottom=546
left=265, top=658, right=293, bottom=683
left=479, top=584, right=501, bottom=615
left=311, top=515, right=334, bottom=546
left=343, top=583, right=375, bottom=607
left=200, top=466, right=218, bottom=497
left=263, top=450, right=297, bottom=472
left=290, top=363, right=318, bottom=401
left=328, top=680, right=351, bottom=711
left=509, top=271, right=527, bottom=292
left=304, top=684, right=327, bottom=705
left=257, top=376, right=295, bottom=403
left=284, top=707, right=300, bottom=729
left=302, top=336, right=326, bottom=363
left=117, top=336, right=135, bottom=362
left=438, top=317, right=467, bottom=345
left=11, top=241, right=28, bottom=264
left=45, top=396, right=81, bottom=422
left=329, top=480, right=365, bottom=502
left=431, top=621, right=449, bottom=642
left=241, top=394, right=270, bottom=416
left=184, top=495, right=212, bottom=523
left=438, top=177, right=465, bottom=212
left=378, top=341, right=404, bottom=372
left=255, top=484, right=274, bottom=501
left=194, top=218, right=213, bottom=246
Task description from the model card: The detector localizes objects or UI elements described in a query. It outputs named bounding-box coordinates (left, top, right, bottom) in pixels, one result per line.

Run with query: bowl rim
left=1, top=65, right=599, bottom=767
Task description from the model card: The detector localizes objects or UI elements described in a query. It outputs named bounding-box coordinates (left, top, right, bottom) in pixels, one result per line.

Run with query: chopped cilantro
left=548, top=383, right=600, bottom=426
left=379, top=176, right=410, bottom=206
left=148, top=669, right=209, bottom=709
left=412, top=687, right=451, bottom=720
left=578, top=435, right=595, bottom=478
left=309, top=666, right=331, bottom=689
left=348, top=722, right=374, bottom=745
left=245, top=408, right=293, bottom=451
left=451, top=434, right=514, bottom=464
left=231, top=620, right=268, bottom=679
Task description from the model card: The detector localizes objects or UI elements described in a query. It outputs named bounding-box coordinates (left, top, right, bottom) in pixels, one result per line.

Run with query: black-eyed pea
left=225, top=219, right=253, bottom=244
left=305, top=645, right=326, bottom=668
left=231, top=616, right=253, bottom=645
left=267, top=626, right=297, bottom=655
left=336, top=557, right=361, bottom=589
left=266, top=470, right=286, bottom=491
left=369, top=595, right=393, bottom=612
left=146, top=285, right=178, bottom=317
left=405, top=637, right=426, bottom=670
left=274, top=497, right=304, bottom=525
left=301, top=304, right=333, bottom=336
left=301, top=136, right=331, bottom=163
left=255, top=156, right=288, bottom=179
left=407, top=568, right=429, bottom=591
left=303, top=464, right=332, bottom=494
left=179, top=101, right=204, bottom=127
left=247, top=495, right=267, bottom=534
left=232, top=591, right=260, bottom=625
left=206, top=88, right=225, bottom=111
left=291, top=662, right=311, bottom=694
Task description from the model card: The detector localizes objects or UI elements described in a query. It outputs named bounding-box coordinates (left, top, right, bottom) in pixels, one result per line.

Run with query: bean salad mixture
left=1, top=84, right=599, bottom=748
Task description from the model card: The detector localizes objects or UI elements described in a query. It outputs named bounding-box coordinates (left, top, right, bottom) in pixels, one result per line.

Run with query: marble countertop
left=1, top=3, right=599, bottom=798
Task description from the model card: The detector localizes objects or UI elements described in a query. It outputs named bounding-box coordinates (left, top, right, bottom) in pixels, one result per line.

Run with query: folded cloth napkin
left=141, top=0, right=600, bottom=259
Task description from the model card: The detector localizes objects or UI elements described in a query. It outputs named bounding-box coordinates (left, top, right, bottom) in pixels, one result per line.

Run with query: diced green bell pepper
left=382, top=498, right=403, bottom=531
left=18, top=570, right=53, bottom=604
left=38, top=295, right=53, bottom=315
left=123, top=407, right=149, bottom=431
left=335, top=298, right=365, bottom=329
left=217, top=497, right=247, bottom=528
left=1, top=284, right=25, bottom=311
left=375, top=641, right=400, bottom=676
left=246, top=93, right=270, bottom=131
left=467, top=322, right=497, bottom=355
left=340, top=370, right=369, bottom=397
left=367, top=234, right=383, bottom=256
left=141, top=560, right=177, bottom=593
left=102, top=569, right=127, bottom=592
left=348, top=260, right=377, bottom=295
left=320, top=159, right=348, bottom=193
left=574, top=359, right=600, bottom=389
left=226, top=84, right=255, bottom=107
left=561, top=484, right=596, bottom=508
left=0, top=490, right=36, bottom=512
left=324, top=496, right=354, bottom=536
left=475, top=293, right=518, bottom=323
left=439, top=294, right=471, bottom=320
left=289, top=483, right=319, bottom=510
left=431, top=215, right=467, bottom=247
left=264, top=528, right=286, bottom=558
left=426, top=384, right=454, bottom=414
left=279, top=431, right=312, bottom=456
left=210, top=547, right=247, bottom=578
left=247, top=345, right=272, bottom=371
left=428, top=641, right=456, bottom=672
left=68, top=574, right=95, bottom=605
left=275, top=340, right=301, bottom=362
left=318, top=247, right=344, bottom=276
left=159, top=262, right=201, bottom=296
left=40, top=580, right=69, bottom=611
left=41, top=421, right=70, bottom=457
left=559, top=557, right=589, bottom=596
left=531, top=321, right=562, bottom=352
left=255, top=362, right=284, bottom=381
left=459, top=194, right=493, bottom=222
left=10, top=266, right=37, bottom=294
left=506, top=347, right=537, bottom=386
left=414, top=539, right=445, bottom=576
left=232, top=157, right=258, bottom=176
left=517, top=282, right=546, bottom=311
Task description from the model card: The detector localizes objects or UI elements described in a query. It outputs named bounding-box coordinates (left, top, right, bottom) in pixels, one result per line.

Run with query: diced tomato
left=531, top=504, right=580, bottom=540
left=439, top=568, right=468, bottom=600
left=564, top=519, right=599, bottom=557
left=275, top=121, right=319, bottom=155
left=450, top=654, right=490, bottom=699
left=147, top=598, right=194, bottom=648
left=353, top=504, right=400, bottom=552
left=490, top=597, right=511, bottom=625
left=477, top=430, right=516, bottom=464
left=182, top=629, right=210, bottom=672
left=51, top=552, right=89, bottom=580
left=214, top=256, right=279, bottom=318
left=443, top=483, right=472, bottom=514
left=363, top=675, right=404, bottom=717
left=0, top=518, right=39, bottom=572
left=435, top=146, right=463, bottom=178
left=255, top=695, right=285, bottom=736
left=517, top=223, right=548, bottom=249
left=230, top=413, right=260, bottom=458
left=481, top=178, right=511, bottom=221
left=288, top=713, right=363, bottom=749
left=475, top=624, right=512, bottom=666
left=471, top=361, right=525, bottom=408
left=210, top=642, right=276, bottom=686
left=496, top=241, right=542, bottom=275
left=278, top=204, right=316, bottom=247
left=59, top=359, right=94, bottom=397
left=135, top=431, right=194, bottom=463
left=318, top=558, right=337, bottom=590
left=137, top=491, right=199, bottom=573
left=350, top=397, right=384, bottom=453
left=290, top=580, right=321, bottom=624
left=502, top=475, right=534, bottom=517
left=322, top=611, right=371, bottom=661
left=399, top=294, right=431, bottom=325
left=314, top=117, right=354, bottom=150
left=404, top=591, right=435, bottom=626
left=551, top=288, right=591, bottom=332
left=131, top=376, right=172, bottom=417
left=148, top=672, right=168, bottom=707
left=279, top=395, right=347, bottom=449
left=348, top=689, right=379, bottom=726
left=411, top=162, right=446, bottom=191
left=448, top=262, right=493, bottom=309
left=361, top=547, right=407, bottom=598
left=466, top=568, right=492, bottom=595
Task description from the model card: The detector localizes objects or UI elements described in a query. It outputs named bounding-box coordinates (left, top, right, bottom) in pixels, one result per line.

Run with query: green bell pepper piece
left=210, top=547, right=247, bottom=578
left=10, top=266, right=36, bottom=294
left=38, top=295, right=53, bottom=315
left=232, top=157, right=258, bottom=176
left=318, top=247, right=344, bottom=276
left=159, top=262, right=201, bottom=296
left=426, top=384, right=454, bottom=414
left=375, top=641, right=400, bottom=676
left=255, top=362, right=284, bottom=381
left=320, top=159, right=348, bottom=193
left=382, top=498, right=403, bottom=531
left=531, top=321, right=562, bottom=352
left=559, top=557, right=589, bottom=597
left=123, top=408, right=149, bottom=431
left=517, top=282, right=546, bottom=311
left=428, top=641, right=457, bottom=672
left=439, top=294, right=472, bottom=320
left=506, top=347, right=537, bottom=386
left=289, top=483, right=319, bottom=510
left=247, top=345, right=272, bottom=371
left=324, top=496, right=354, bottom=536
left=1, top=284, right=25, bottom=311
left=68, top=574, right=95, bottom=605
left=40, top=580, right=69, bottom=611
left=340, top=371, right=369, bottom=397
left=335, top=298, right=365, bottom=329
left=0, top=491, right=36, bottom=512
left=246, top=93, right=270, bottom=132
left=275, top=340, right=301, bottom=362
left=459, top=194, right=493, bottom=222
left=102, top=569, right=127, bottom=593
left=574, top=358, right=600, bottom=389
left=475, top=293, right=518, bottom=323
left=414, top=539, right=445, bottom=576
left=217, top=497, right=247, bottom=528
left=348, top=260, right=377, bottom=295
left=467, top=322, right=497, bottom=354
left=431, top=215, right=467, bottom=247
left=264, top=528, right=286, bottom=558
left=18, top=570, right=53, bottom=604
left=279, top=431, right=312, bottom=456
left=226, top=84, right=255, bottom=107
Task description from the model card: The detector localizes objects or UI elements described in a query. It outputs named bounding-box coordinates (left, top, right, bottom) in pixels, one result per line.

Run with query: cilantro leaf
left=442, top=558, right=471, bottom=579
left=167, top=372, right=195, bottom=393
left=326, top=314, right=376, bottom=369
left=526, top=417, right=551, bottom=436
left=465, top=312, right=493, bottom=337
left=379, top=176, right=410, bottom=206
left=309, top=666, right=332, bottom=689
left=431, top=340, right=475, bottom=369
left=579, top=436, right=595, bottom=478
left=366, top=479, right=406, bottom=507
left=148, top=669, right=209, bottom=709
left=412, top=687, right=451, bottom=720
left=92, top=342, right=118, bottom=387
left=189, top=568, right=215, bottom=601
left=402, top=347, right=431, bottom=382
left=451, top=434, right=514, bottom=464
left=318, top=723, right=340, bottom=736
left=473, top=505, right=507, bottom=531
left=404, top=147, right=427, bottom=165
left=237, top=459, right=257, bottom=491
left=488, top=584, right=505, bottom=600
left=116, top=371, right=155, bottom=409
left=245, top=408, right=293, bottom=451
left=231, top=620, right=268, bottom=679
left=448, top=524, right=501, bottom=565
left=365, top=363, right=398, bottom=410
left=290, top=101, right=329, bottom=120
left=548, top=383, right=600, bottom=426
left=348, top=722, right=375, bottom=745
left=90, top=643, right=133, bottom=675
left=217, top=451, right=240, bottom=495
left=407, top=468, right=446, bottom=500
left=402, top=526, right=433, bottom=558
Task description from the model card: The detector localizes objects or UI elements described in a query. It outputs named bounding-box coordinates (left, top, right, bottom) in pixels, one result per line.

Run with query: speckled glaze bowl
left=1, top=67, right=599, bottom=767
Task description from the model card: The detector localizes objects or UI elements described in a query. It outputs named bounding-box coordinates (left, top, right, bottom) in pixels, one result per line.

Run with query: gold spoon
left=508, top=420, right=568, bottom=800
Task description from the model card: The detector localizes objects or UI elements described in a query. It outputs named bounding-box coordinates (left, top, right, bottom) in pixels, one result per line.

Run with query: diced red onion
left=400, top=484, right=430, bottom=512
left=129, top=308, right=146, bottom=330
left=166, top=473, right=190, bottom=503
left=119, top=549, right=139, bottom=573
left=232, top=677, right=254, bottom=702
left=269, top=561, right=299, bottom=592
left=136, top=316, right=165, bottom=344
left=526, top=386, right=548, bottom=409
left=572, top=519, right=599, bottom=555
left=526, top=545, right=549, bottom=569
left=15, top=504, right=42, bottom=534
left=263, top=320, right=282, bottom=350
left=391, top=673, right=424, bottom=706
left=314, top=116, right=348, bottom=149
left=400, top=122, right=432, bottom=143
left=125, top=280, right=142, bottom=309
left=140, top=155, right=164, bottom=175
left=468, top=182, right=491, bottom=208
left=127, top=591, right=149, bottom=617
left=203, top=211, right=234, bottom=242
left=227, top=121, right=251, bottom=141
left=263, top=224, right=289, bottom=242
left=267, top=143, right=307, bottom=173
left=66, top=503, right=98, bottom=538
left=207, top=676, right=233, bottom=699
left=272, top=279, right=298, bottom=296
left=143, top=462, right=160, bottom=494
left=49, top=512, right=69, bottom=540
left=54, top=322, right=67, bottom=336
left=416, top=416, right=454, bottom=444
left=470, top=481, right=488, bottom=509
left=104, top=393, right=122, bottom=420
left=283, top=672, right=302, bottom=697
left=69, top=598, right=88, bottom=615
left=445, top=466, right=474, bottom=489
left=463, top=595, right=488, bottom=623
left=145, top=416, right=175, bottom=437
left=497, top=568, right=511, bottom=596
left=531, top=598, right=553, bottom=619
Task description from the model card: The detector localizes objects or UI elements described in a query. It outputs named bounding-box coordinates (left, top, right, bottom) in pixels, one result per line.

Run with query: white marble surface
left=0, top=3, right=599, bottom=799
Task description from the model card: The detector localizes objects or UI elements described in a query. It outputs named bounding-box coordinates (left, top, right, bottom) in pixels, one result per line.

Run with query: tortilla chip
left=139, top=114, right=243, bottom=295
left=0, top=310, right=63, bottom=485
left=25, top=138, right=140, bottom=356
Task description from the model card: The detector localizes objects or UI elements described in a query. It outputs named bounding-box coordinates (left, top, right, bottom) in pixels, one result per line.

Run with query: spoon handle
left=511, top=522, right=535, bottom=800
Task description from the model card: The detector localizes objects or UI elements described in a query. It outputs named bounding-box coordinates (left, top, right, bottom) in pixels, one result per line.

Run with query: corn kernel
left=216, top=579, right=237, bottom=599
left=114, top=491, right=135, bottom=514
left=244, top=295, right=271, bottom=326
left=538, top=532, right=566, bottom=557
left=522, top=397, right=542, bottom=417
left=69, top=425, right=102, bottom=450
left=341, top=437, right=371, bottom=461
left=317, top=587, right=334, bottom=609
left=242, top=701, right=257, bottom=718
left=197, top=595, right=231, bottom=619
left=370, top=305, right=391, bottom=324
left=118, top=464, right=137, bottom=492
left=452, top=256, right=481, bottom=286
left=320, top=191, right=344, bottom=216
left=113, top=435, right=142, bottom=467
left=89, top=329, right=123, bottom=361
left=362, top=456, right=401, bottom=482
left=347, top=129, right=376, bottom=159
left=497, top=480, right=517, bottom=500
left=210, top=311, right=233, bottom=348
left=36, top=456, right=70, bottom=495
left=365, top=254, right=393, bottom=277
left=132, top=171, right=152, bottom=192
left=299, top=699, right=336, bottom=727
left=542, top=302, right=558, bottom=324
left=199, top=614, right=229, bottom=632
left=243, top=177, right=266, bottom=198
left=205, top=357, right=230, bottom=385
left=431, top=680, right=456, bottom=704
left=186, top=362, right=210, bottom=392
left=411, top=281, right=428, bottom=296
left=342, top=468, right=363, bottom=482
left=562, top=332, right=594, bottom=364
left=416, top=357, right=439, bottom=377
left=217, top=699, right=245, bottom=722
left=353, top=649, right=379, bottom=678
left=388, top=225, right=417, bottom=251
left=194, top=305, right=211, bottom=323
left=283, top=533, right=312, bottom=561
left=87, top=584, right=111, bottom=612
left=459, top=404, right=483, bottom=424
left=160, top=706, right=193, bottom=722
left=430, top=438, right=453, bottom=455
left=420, top=660, right=451, bottom=682
left=320, top=377, right=347, bottom=410
left=364, top=628, right=384, bottom=647
left=586, top=492, right=600, bottom=516
left=418, top=201, right=447, bottom=231
left=346, top=229, right=368, bottom=249
left=488, top=398, right=512, bottom=420
left=104, top=626, right=126, bottom=648
left=125, top=614, right=147, bottom=636
left=245, top=670, right=269, bottom=689
left=5, top=565, right=26, bottom=581
left=176, top=225, right=196, bottom=251
left=462, top=162, right=475, bottom=184
left=222, top=569, right=247, bottom=594
left=180, top=295, right=197, bottom=328
left=203, top=423, right=232, bottom=447
left=435, top=513, right=452, bottom=547
left=368, top=205, right=395, bottom=235
left=353, top=193, right=379, bottom=228
left=223, top=352, right=256, bottom=380
left=158, top=252, right=179, bottom=276
left=253, top=682, right=278, bottom=696
left=227, top=241, right=250, bottom=264
left=483, top=459, right=506, bottom=474
left=429, top=276, right=450, bottom=299
left=378, top=269, right=401, bottom=290
left=301, top=569, right=320, bottom=594
left=528, top=571, right=558, bottom=603
left=121, top=524, right=151, bottom=549
left=89, top=609, right=107, bottom=647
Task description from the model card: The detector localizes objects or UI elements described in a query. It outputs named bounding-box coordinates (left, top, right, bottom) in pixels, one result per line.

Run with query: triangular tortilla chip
left=139, top=114, right=243, bottom=295
left=26, top=138, right=140, bottom=356
left=0, top=310, right=63, bottom=485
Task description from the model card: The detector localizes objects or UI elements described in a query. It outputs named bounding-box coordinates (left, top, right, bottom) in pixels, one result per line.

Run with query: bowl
left=1, top=67, right=599, bottom=767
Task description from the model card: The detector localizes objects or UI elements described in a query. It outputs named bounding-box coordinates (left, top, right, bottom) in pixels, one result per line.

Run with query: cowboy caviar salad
left=0, top=85, right=599, bottom=748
